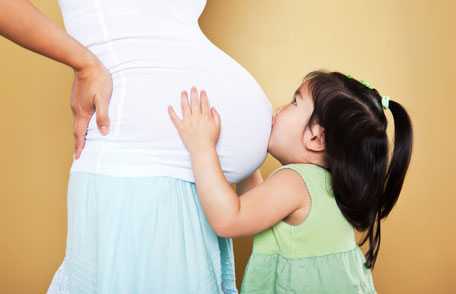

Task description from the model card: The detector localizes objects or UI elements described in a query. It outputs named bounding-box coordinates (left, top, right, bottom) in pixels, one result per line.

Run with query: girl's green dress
left=241, top=164, right=377, bottom=294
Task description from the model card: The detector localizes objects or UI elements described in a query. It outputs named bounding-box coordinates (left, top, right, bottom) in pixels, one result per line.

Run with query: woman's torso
left=241, top=164, right=376, bottom=293
left=59, top=0, right=272, bottom=183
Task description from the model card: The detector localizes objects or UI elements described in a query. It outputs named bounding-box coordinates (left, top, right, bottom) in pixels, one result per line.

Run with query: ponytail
left=380, top=100, right=413, bottom=219
left=362, top=100, right=413, bottom=268
left=360, top=100, right=413, bottom=268
left=306, top=71, right=414, bottom=269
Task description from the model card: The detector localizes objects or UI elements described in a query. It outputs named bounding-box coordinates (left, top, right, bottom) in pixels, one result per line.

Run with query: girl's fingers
left=200, top=90, right=209, bottom=115
left=181, top=91, right=190, bottom=117
left=190, top=86, right=200, bottom=114
left=168, top=105, right=182, bottom=130
left=211, top=107, right=221, bottom=129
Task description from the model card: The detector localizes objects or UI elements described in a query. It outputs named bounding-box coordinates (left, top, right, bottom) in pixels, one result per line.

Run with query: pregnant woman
left=0, top=0, right=272, bottom=293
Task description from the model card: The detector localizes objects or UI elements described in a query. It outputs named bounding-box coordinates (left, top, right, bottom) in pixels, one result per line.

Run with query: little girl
left=168, top=70, right=413, bottom=293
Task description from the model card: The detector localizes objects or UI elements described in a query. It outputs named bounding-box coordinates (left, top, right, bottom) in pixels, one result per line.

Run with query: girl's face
left=268, top=82, right=324, bottom=164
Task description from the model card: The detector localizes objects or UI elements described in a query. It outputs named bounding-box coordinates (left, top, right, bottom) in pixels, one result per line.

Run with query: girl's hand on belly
left=168, top=87, right=221, bottom=155
left=168, top=87, right=304, bottom=239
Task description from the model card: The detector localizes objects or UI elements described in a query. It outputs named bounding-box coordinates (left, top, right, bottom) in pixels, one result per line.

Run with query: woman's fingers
left=70, top=60, right=113, bottom=159
left=94, top=94, right=110, bottom=135
left=73, top=115, right=90, bottom=159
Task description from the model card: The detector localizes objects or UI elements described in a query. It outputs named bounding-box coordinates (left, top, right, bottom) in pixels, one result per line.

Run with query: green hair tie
left=345, top=73, right=390, bottom=111
left=381, top=96, right=390, bottom=110
left=360, top=79, right=373, bottom=89
left=345, top=74, right=373, bottom=89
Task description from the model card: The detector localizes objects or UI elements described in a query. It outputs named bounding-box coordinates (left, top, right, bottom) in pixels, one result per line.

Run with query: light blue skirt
left=47, top=172, right=238, bottom=294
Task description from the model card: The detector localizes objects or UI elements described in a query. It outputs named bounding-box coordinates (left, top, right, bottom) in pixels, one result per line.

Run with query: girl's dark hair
left=305, top=71, right=413, bottom=269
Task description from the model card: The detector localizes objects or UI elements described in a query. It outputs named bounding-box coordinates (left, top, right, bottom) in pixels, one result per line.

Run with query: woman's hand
left=168, top=87, right=221, bottom=155
left=71, top=59, right=113, bottom=159
left=0, top=0, right=113, bottom=159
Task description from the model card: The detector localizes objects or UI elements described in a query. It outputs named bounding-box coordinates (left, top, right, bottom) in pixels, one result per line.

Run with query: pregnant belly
left=80, top=34, right=272, bottom=183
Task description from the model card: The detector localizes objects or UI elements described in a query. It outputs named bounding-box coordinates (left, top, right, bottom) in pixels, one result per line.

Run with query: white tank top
left=58, top=0, right=272, bottom=183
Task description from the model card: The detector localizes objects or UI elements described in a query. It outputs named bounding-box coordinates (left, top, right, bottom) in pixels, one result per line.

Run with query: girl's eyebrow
left=293, top=89, right=303, bottom=100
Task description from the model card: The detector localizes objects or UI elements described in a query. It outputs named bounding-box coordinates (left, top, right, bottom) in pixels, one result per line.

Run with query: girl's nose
left=272, top=106, right=283, bottom=125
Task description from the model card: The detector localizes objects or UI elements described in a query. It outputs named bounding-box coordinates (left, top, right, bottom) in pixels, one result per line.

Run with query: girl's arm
left=168, top=88, right=309, bottom=237
left=0, top=0, right=113, bottom=158
left=236, top=169, right=263, bottom=194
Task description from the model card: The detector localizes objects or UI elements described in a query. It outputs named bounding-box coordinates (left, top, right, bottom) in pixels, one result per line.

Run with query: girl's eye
left=291, top=96, right=298, bottom=106
left=291, top=90, right=301, bottom=106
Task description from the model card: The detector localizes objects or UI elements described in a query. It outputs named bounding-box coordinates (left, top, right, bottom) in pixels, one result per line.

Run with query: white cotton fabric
left=58, top=0, right=272, bottom=183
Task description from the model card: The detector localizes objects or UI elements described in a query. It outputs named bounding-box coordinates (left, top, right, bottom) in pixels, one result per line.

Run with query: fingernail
left=100, top=126, right=109, bottom=135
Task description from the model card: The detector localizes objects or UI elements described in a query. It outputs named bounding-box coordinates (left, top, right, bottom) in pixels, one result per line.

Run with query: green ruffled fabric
left=240, top=164, right=377, bottom=293
left=241, top=248, right=376, bottom=294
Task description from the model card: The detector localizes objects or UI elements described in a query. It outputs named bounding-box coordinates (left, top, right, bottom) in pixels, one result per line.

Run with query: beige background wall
left=1, top=0, right=454, bottom=293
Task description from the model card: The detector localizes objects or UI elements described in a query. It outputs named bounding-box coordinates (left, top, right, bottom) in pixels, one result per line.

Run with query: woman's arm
left=0, top=0, right=92, bottom=69
left=0, top=0, right=112, bottom=158
left=168, top=88, right=309, bottom=237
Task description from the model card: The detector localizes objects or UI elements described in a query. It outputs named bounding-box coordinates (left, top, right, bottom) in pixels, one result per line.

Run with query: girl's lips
left=272, top=106, right=283, bottom=126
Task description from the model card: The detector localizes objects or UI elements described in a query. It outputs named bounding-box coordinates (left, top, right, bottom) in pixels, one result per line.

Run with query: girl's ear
left=305, top=124, right=325, bottom=152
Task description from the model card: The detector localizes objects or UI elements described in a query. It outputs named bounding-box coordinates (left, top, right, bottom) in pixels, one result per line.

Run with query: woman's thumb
left=95, top=94, right=110, bottom=135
